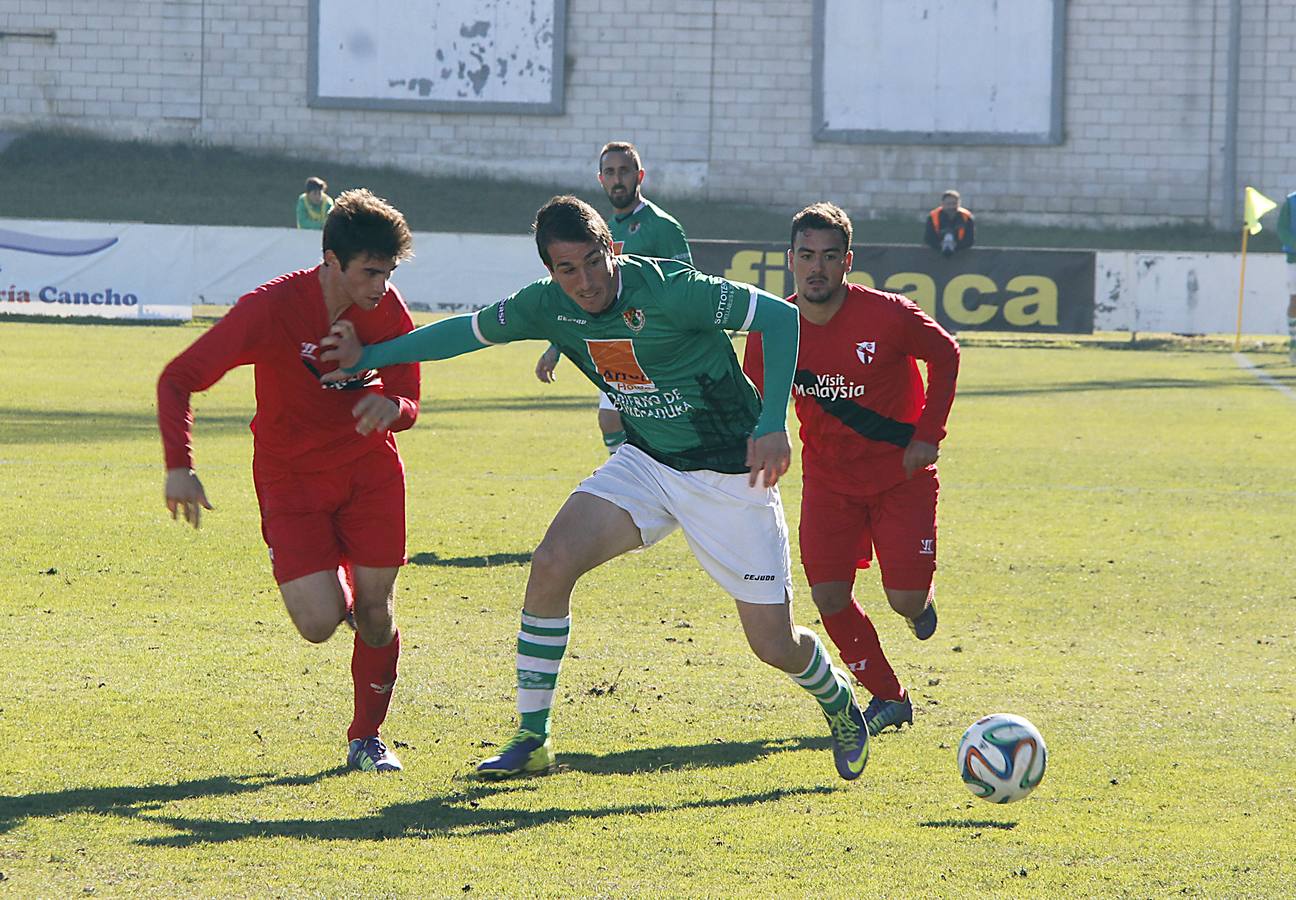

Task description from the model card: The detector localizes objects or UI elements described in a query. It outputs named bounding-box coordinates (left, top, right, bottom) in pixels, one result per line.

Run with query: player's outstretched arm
left=165, top=467, right=213, bottom=529
left=320, top=314, right=487, bottom=378
left=743, top=291, right=799, bottom=487
left=745, top=291, right=798, bottom=429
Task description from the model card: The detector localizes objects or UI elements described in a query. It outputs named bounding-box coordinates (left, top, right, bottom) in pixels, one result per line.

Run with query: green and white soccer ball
left=956, top=713, right=1047, bottom=804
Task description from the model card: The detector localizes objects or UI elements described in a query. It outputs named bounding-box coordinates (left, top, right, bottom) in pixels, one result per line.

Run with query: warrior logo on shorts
left=855, top=341, right=876, bottom=365
left=623, top=307, right=646, bottom=333
left=919, top=538, right=934, bottom=555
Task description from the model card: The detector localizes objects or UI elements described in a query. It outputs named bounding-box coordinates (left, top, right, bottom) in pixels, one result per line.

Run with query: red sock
left=821, top=599, right=904, bottom=701
left=347, top=628, right=399, bottom=741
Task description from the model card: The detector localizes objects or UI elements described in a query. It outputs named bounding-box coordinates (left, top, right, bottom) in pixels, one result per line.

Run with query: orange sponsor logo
left=587, top=339, right=656, bottom=393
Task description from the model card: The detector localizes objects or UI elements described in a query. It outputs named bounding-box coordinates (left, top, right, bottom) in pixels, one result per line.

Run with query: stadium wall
left=0, top=1, right=1293, bottom=230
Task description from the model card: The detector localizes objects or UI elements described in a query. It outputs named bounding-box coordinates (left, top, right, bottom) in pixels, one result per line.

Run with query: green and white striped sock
left=789, top=630, right=850, bottom=715
left=516, top=611, right=570, bottom=737
left=1287, top=316, right=1296, bottom=351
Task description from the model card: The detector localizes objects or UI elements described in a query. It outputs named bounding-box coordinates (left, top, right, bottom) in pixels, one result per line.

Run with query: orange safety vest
left=929, top=207, right=970, bottom=242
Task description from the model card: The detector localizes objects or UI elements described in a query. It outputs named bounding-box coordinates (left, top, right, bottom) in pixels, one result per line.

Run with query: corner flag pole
left=1237, top=186, right=1278, bottom=351
left=1234, top=225, right=1249, bottom=352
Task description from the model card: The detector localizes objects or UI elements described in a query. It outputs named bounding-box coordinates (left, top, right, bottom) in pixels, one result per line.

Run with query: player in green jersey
left=321, top=195, right=871, bottom=782
left=598, top=141, right=691, bottom=265
left=536, top=141, right=693, bottom=455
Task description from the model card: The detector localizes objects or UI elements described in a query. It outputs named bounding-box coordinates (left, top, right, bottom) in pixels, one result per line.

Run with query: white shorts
left=575, top=444, right=793, bottom=604
left=1287, top=262, right=1296, bottom=294
left=598, top=391, right=616, bottom=411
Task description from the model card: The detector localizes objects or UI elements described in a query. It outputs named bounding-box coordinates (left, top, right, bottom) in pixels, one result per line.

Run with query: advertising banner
left=192, top=227, right=540, bottom=312
left=0, top=219, right=193, bottom=320
left=691, top=240, right=1096, bottom=334
left=15, top=221, right=1291, bottom=336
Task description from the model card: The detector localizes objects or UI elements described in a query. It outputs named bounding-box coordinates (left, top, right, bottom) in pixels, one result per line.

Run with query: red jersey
left=743, top=284, right=959, bottom=495
left=158, top=266, right=419, bottom=474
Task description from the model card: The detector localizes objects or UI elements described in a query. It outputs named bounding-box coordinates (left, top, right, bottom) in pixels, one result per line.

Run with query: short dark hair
left=322, top=188, right=414, bottom=269
left=598, top=141, right=642, bottom=172
left=790, top=202, right=852, bottom=252
left=533, top=195, right=613, bottom=267
left=305, top=176, right=327, bottom=193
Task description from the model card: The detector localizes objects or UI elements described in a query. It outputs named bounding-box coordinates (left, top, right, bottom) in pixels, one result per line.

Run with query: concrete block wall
left=1240, top=0, right=1296, bottom=214
left=1, top=0, right=1293, bottom=230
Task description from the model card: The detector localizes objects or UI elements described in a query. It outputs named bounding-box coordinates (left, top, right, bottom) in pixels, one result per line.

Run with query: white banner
left=0, top=219, right=193, bottom=320
left=192, top=227, right=543, bottom=312
left=0, top=220, right=546, bottom=321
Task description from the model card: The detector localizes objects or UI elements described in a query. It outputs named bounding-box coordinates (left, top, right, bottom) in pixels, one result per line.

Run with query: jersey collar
left=614, top=200, right=647, bottom=223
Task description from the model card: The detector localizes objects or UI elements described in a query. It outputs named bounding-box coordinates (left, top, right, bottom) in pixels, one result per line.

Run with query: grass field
left=2, top=317, right=1294, bottom=897
left=0, top=128, right=1269, bottom=252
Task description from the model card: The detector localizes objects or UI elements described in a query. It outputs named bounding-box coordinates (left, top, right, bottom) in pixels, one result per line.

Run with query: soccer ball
left=956, top=713, right=1047, bottom=804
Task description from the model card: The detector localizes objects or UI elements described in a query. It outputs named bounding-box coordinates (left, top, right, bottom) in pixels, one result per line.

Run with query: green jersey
left=1279, top=192, right=1296, bottom=262
left=610, top=199, right=692, bottom=265
left=477, top=256, right=757, bottom=473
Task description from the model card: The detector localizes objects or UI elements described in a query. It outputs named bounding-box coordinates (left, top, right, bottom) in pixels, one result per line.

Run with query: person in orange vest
left=923, top=190, right=975, bottom=256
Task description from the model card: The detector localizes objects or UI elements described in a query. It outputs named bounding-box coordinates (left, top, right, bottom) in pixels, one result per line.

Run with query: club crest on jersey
left=622, top=307, right=646, bottom=333
left=855, top=340, right=876, bottom=365
left=628, top=222, right=641, bottom=235
left=611, top=240, right=625, bottom=255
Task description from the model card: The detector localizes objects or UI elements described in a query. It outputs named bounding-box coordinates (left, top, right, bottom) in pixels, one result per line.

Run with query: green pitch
left=1, top=318, right=1293, bottom=897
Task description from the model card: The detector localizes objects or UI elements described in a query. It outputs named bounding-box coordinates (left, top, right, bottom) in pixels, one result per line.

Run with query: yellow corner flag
left=1243, top=186, right=1277, bottom=235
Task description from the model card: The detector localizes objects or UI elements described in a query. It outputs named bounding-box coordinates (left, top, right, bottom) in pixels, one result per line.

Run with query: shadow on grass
left=0, top=406, right=251, bottom=445
left=0, top=769, right=344, bottom=836
left=920, top=818, right=1018, bottom=830
left=553, top=735, right=830, bottom=776
left=408, top=550, right=532, bottom=568
left=140, top=779, right=839, bottom=845
left=1, top=738, right=842, bottom=846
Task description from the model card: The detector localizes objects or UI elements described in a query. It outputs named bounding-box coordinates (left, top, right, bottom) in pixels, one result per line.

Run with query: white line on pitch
left=1233, top=353, right=1296, bottom=401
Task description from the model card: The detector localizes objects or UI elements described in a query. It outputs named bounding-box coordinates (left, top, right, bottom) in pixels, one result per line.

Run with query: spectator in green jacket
left=297, top=177, right=333, bottom=230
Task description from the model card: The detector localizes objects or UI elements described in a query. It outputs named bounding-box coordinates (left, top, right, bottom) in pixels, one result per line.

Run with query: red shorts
left=253, top=445, right=406, bottom=585
left=798, top=468, right=939, bottom=591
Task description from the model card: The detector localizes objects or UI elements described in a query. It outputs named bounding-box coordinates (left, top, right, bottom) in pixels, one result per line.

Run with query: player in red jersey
left=743, top=202, right=960, bottom=735
left=157, top=189, right=418, bottom=772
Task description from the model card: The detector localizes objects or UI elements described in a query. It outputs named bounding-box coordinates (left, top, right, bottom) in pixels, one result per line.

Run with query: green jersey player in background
left=322, top=195, right=871, bottom=783
left=535, top=141, right=693, bottom=455
left=600, top=140, right=691, bottom=265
